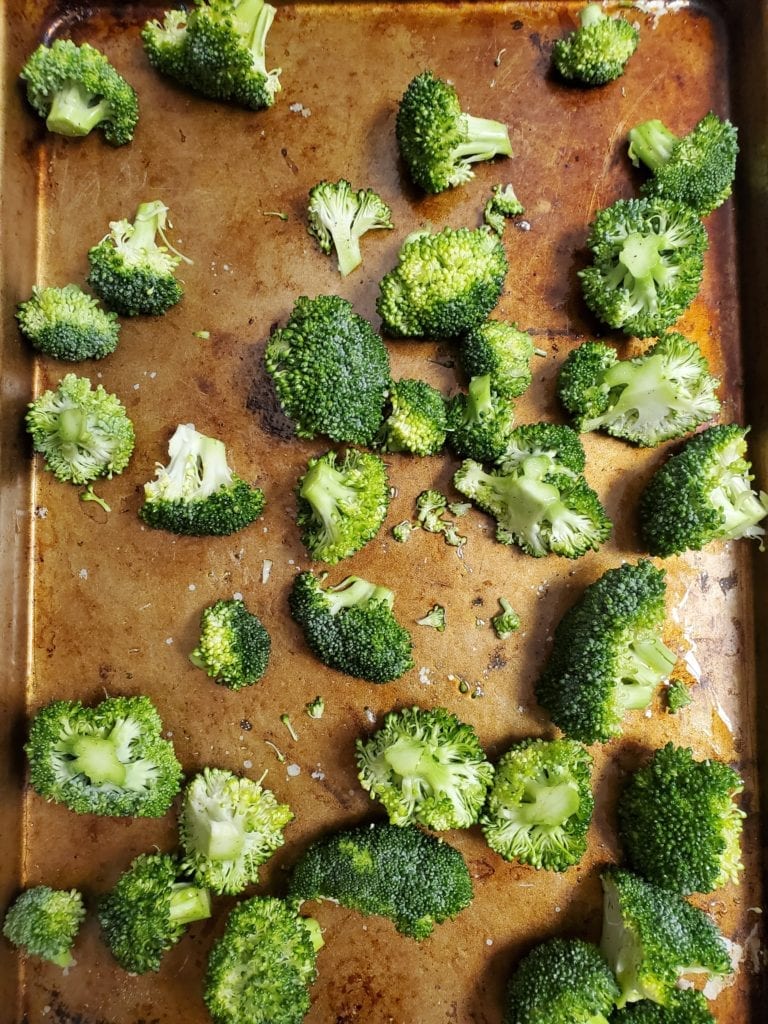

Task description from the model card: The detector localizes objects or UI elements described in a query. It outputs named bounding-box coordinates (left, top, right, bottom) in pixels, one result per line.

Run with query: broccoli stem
left=516, top=779, right=580, bottom=827
left=46, top=81, right=110, bottom=137
left=383, top=737, right=456, bottom=793
left=303, top=916, right=325, bottom=952
left=168, top=883, right=212, bottom=926
left=454, top=115, right=513, bottom=163
left=630, top=638, right=677, bottom=681
left=198, top=435, right=233, bottom=497
left=300, top=461, right=358, bottom=545
left=466, top=374, right=494, bottom=423
left=619, top=232, right=667, bottom=280
left=233, top=0, right=275, bottom=75
left=196, top=818, right=246, bottom=861
left=628, top=119, right=679, bottom=172
left=67, top=735, right=127, bottom=786
left=127, top=201, right=168, bottom=253
left=326, top=576, right=394, bottom=614
left=579, top=3, right=606, bottom=29
left=58, top=407, right=88, bottom=446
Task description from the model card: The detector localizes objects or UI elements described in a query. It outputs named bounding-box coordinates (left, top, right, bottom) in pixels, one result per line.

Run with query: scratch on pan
left=714, top=700, right=734, bottom=734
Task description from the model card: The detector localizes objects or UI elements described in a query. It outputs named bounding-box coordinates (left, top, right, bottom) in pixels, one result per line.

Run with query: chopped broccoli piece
left=600, top=867, right=731, bottom=1008
left=98, top=852, right=211, bottom=973
left=2, top=887, right=85, bottom=967
left=617, top=742, right=745, bottom=894
left=355, top=706, right=493, bottom=830
left=25, top=373, right=135, bottom=485
left=376, top=379, right=448, bottom=456
left=628, top=113, right=739, bottom=216
left=288, top=822, right=473, bottom=939
left=552, top=3, right=639, bottom=86
left=639, top=423, right=768, bottom=556
left=491, top=597, right=520, bottom=639
left=280, top=713, right=298, bottom=741
left=16, top=284, right=120, bottom=361
left=580, top=198, right=708, bottom=338
left=20, top=39, right=138, bottom=145
left=304, top=696, right=325, bottom=719
left=266, top=295, right=390, bottom=444
left=395, top=69, right=511, bottom=194
left=535, top=560, right=675, bottom=744
left=189, top=598, right=271, bottom=689
left=612, top=991, right=716, bottom=1024
left=139, top=423, right=265, bottom=536
left=80, top=483, right=111, bottom=512
left=666, top=679, right=692, bottom=714
left=448, top=501, right=471, bottom=516
left=289, top=571, right=413, bottom=683
left=446, top=374, right=516, bottom=462
left=416, top=604, right=446, bottom=632
left=377, top=226, right=508, bottom=339
left=296, top=449, right=389, bottom=564
left=392, top=520, right=415, bottom=543
left=484, top=183, right=525, bottom=235
left=558, top=335, right=720, bottom=447
left=460, top=319, right=536, bottom=399
left=307, top=179, right=393, bottom=276
left=416, top=489, right=448, bottom=532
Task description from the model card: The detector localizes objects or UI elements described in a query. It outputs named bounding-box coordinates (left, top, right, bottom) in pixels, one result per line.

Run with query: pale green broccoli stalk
left=460, top=319, right=536, bottom=399
left=2, top=887, right=85, bottom=967
left=16, top=285, right=120, bottom=361
left=552, top=3, right=639, bottom=86
left=446, top=373, right=516, bottom=463
left=376, top=379, right=448, bottom=456
left=484, top=184, right=524, bottom=235
left=416, top=604, right=446, bottom=631
left=305, top=696, right=325, bottom=719
left=190, top=598, right=271, bottom=689
left=491, top=598, right=520, bottom=639
left=307, top=179, right=393, bottom=276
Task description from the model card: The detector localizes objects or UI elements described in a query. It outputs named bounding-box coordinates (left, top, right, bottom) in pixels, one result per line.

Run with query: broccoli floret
left=376, top=379, right=448, bottom=456
left=580, top=198, right=708, bottom=338
left=552, top=3, right=639, bottom=86
left=628, top=113, right=739, bottom=217
left=266, top=295, right=390, bottom=444
left=557, top=335, right=720, bottom=447
left=205, top=896, right=321, bottom=1024
left=600, top=867, right=731, bottom=1008
left=296, top=449, right=389, bottom=563
left=87, top=200, right=187, bottom=316
left=612, top=991, right=716, bottom=1024
left=2, top=887, right=85, bottom=967
left=355, top=706, right=493, bottom=830
left=288, top=821, right=473, bottom=939
left=416, top=489, right=449, bottom=532
left=141, top=8, right=189, bottom=80
left=504, top=937, right=620, bottom=1024
left=453, top=423, right=612, bottom=559
left=304, top=695, right=325, bottom=719
left=392, top=520, right=415, bottom=543
left=377, top=226, right=508, bottom=339
left=139, top=423, right=265, bottom=536
left=666, top=679, right=692, bottom=714
left=289, top=571, right=413, bottom=683
left=484, top=184, right=525, bottom=235
left=446, top=374, right=516, bottom=462
left=638, top=424, right=768, bottom=556
left=179, top=767, right=293, bottom=895
left=416, top=604, right=446, bottom=631
left=98, top=852, right=211, bottom=973
left=20, top=39, right=138, bottom=145
left=617, top=743, right=745, bottom=895
left=460, top=319, right=536, bottom=399
left=307, top=179, right=393, bottom=276
left=25, top=373, right=135, bottom=485
left=481, top=738, right=593, bottom=871
left=25, top=695, right=182, bottom=817
left=491, top=597, right=520, bottom=639
left=395, top=70, right=511, bottom=194
left=16, top=285, right=120, bottom=361
left=535, top=560, right=676, bottom=744
left=189, top=598, right=271, bottom=689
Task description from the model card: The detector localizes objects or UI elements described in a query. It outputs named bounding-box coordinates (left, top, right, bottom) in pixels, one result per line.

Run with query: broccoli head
left=307, top=179, right=393, bottom=276
left=612, top=991, right=716, bottom=1024
left=377, top=226, right=508, bottom=339
left=395, top=70, right=512, bottom=194
left=16, top=284, right=120, bottom=362
left=491, top=597, right=521, bottom=639
left=484, top=183, right=525, bottom=235
left=617, top=742, right=745, bottom=895
left=376, top=378, right=448, bottom=456
left=638, top=423, right=768, bottom=556
left=140, top=423, right=265, bottom=536
left=552, top=3, right=639, bottom=86
left=289, top=571, right=413, bottom=683
left=2, top=887, right=85, bottom=967
left=557, top=335, right=720, bottom=447
left=296, top=448, right=389, bottom=563
left=535, top=560, right=676, bottom=744
left=26, top=695, right=182, bottom=817
left=579, top=197, right=707, bottom=338
left=288, top=821, right=473, bottom=939
left=25, top=373, right=135, bottom=485
left=460, top=319, right=536, bottom=399
left=355, top=706, right=493, bottom=830
left=190, top=598, right=271, bottom=688
left=446, top=374, right=516, bottom=462
left=20, top=39, right=138, bottom=145
left=265, top=295, right=390, bottom=444
left=628, top=113, right=739, bottom=216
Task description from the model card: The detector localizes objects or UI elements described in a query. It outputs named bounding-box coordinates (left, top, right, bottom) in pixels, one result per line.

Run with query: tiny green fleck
left=193, top=330, right=210, bottom=340
left=262, top=210, right=289, bottom=221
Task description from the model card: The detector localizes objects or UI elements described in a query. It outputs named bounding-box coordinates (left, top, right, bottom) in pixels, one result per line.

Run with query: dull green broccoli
left=307, top=179, right=393, bottom=276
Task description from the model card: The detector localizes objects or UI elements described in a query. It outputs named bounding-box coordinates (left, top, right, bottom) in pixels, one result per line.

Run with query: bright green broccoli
left=288, top=822, right=473, bottom=939
left=355, top=706, right=493, bottom=830
left=265, top=295, right=390, bottom=444
left=377, top=226, right=508, bottom=339
left=481, top=738, right=593, bottom=871
left=453, top=423, right=612, bottom=559
left=617, top=743, right=745, bottom=895
left=628, top=113, right=739, bottom=217
left=139, top=423, right=265, bottom=536
left=189, top=598, right=271, bottom=688
left=295, top=449, right=389, bottom=563
left=307, top=179, right=393, bottom=276
left=535, top=560, right=675, bottom=744
left=491, top=597, right=520, bottom=639
left=600, top=867, right=731, bottom=1008
left=16, top=285, right=120, bottom=361
left=205, top=896, right=321, bottom=1024
left=552, top=3, right=639, bottom=86
left=611, top=991, right=716, bottom=1024
left=460, top=319, right=536, bottom=399
left=639, top=424, right=768, bottom=556
left=20, top=39, right=138, bottom=145
left=579, top=198, right=708, bottom=338
left=376, top=379, right=448, bottom=456
left=2, top=887, right=85, bottom=967
left=140, top=8, right=189, bottom=80
left=289, top=571, right=413, bottom=683
left=25, top=373, right=134, bottom=485
left=484, top=183, right=525, bottom=235
left=25, top=695, right=182, bottom=817
left=87, top=200, right=187, bottom=316
left=557, top=335, right=720, bottom=447
left=446, top=374, right=516, bottom=462
left=395, top=70, right=511, bottom=194
left=504, top=937, right=621, bottom=1024
left=666, top=679, right=692, bottom=714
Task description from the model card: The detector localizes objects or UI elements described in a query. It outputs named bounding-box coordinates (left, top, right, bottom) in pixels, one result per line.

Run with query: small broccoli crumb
left=305, top=696, right=325, bottom=719
left=265, top=740, right=286, bottom=764
left=80, top=484, right=111, bottom=513
left=491, top=597, right=520, bottom=639
left=280, top=714, right=298, bottom=741
left=448, top=502, right=471, bottom=517
left=416, top=604, right=446, bottom=632
left=666, top=678, right=693, bottom=713
left=193, top=329, right=210, bottom=339
left=392, top=520, right=415, bottom=543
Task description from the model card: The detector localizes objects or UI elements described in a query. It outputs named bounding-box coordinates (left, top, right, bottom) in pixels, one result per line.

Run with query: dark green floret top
left=189, top=598, right=271, bottom=688
left=376, top=379, right=448, bottom=456
left=16, top=285, right=120, bottom=361
left=307, top=179, right=393, bottom=276
left=552, top=3, right=639, bottom=86
left=611, top=990, right=716, bottom=1024
left=460, top=319, right=536, bottom=399
left=2, top=886, right=85, bottom=967
left=446, top=374, right=516, bottom=463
